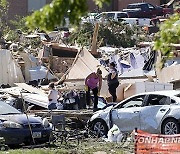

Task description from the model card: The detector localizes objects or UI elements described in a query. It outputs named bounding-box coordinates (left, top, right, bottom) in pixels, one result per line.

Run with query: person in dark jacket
left=107, top=62, right=119, bottom=102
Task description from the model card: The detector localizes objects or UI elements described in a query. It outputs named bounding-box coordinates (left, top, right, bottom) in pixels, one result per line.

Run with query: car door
left=111, top=95, right=147, bottom=132
left=147, top=4, right=156, bottom=17
left=139, top=94, right=171, bottom=133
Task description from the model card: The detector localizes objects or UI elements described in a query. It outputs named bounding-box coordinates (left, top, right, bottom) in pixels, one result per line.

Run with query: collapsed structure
left=0, top=49, right=24, bottom=86
left=0, top=27, right=179, bottom=111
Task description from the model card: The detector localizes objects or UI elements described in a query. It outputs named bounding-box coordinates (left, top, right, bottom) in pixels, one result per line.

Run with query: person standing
left=48, top=82, right=59, bottom=110
left=85, top=68, right=102, bottom=110
left=107, top=62, right=119, bottom=102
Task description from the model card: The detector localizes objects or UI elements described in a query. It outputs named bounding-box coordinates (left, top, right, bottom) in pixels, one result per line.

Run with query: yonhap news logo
left=135, top=136, right=180, bottom=144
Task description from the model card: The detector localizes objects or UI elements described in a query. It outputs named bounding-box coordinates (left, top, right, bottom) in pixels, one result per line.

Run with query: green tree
left=26, top=0, right=110, bottom=31
left=0, top=0, right=9, bottom=37
left=4, top=16, right=29, bottom=42
left=68, top=21, right=151, bottom=48
left=10, top=16, right=29, bottom=32
left=154, top=13, right=180, bottom=66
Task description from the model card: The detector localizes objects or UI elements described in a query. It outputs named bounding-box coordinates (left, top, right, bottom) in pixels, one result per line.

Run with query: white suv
left=95, top=11, right=129, bottom=22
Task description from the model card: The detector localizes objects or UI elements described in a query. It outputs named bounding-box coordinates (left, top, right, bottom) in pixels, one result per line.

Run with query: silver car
left=88, top=90, right=180, bottom=136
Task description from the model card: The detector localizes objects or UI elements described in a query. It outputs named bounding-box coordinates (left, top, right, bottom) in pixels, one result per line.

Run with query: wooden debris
left=31, top=110, right=93, bottom=121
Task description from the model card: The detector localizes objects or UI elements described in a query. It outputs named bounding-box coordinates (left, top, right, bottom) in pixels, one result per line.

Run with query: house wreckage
left=0, top=30, right=179, bottom=123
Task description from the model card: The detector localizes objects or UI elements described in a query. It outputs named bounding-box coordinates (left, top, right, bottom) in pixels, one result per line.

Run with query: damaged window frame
left=144, top=94, right=176, bottom=106
left=113, top=95, right=148, bottom=109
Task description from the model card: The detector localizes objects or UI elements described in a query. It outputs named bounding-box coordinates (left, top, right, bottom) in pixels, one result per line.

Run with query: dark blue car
left=0, top=100, right=51, bottom=147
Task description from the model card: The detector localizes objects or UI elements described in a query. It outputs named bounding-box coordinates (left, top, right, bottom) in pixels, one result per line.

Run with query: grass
left=0, top=138, right=134, bottom=154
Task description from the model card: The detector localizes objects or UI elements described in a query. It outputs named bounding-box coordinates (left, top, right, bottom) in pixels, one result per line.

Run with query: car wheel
left=91, top=119, right=108, bottom=137
left=165, top=14, right=170, bottom=18
left=162, top=118, right=180, bottom=135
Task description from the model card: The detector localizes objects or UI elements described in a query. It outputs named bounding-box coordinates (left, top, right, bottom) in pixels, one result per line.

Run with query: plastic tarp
left=66, top=48, right=108, bottom=80
left=0, top=49, right=24, bottom=86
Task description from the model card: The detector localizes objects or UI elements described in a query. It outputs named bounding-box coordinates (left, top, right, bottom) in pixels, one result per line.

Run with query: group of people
left=47, top=62, right=119, bottom=111
left=85, top=62, right=119, bottom=111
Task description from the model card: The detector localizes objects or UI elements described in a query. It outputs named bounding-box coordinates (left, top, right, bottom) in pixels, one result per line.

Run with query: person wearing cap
left=107, top=62, right=119, bottom=102
left=85, top=68, right=102, bottom=111
left=48, top=82, right=59, bottom=110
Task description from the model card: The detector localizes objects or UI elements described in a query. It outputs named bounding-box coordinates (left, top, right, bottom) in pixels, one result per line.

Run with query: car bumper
left=0, top=128, right=51, bottom=145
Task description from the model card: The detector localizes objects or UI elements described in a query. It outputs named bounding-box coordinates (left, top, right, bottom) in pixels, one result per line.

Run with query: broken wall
left=66, top=48, right=108, bottom=80
left=0, top=49, right=24, bottom=86
left=52, top=57, right=74, bottom=73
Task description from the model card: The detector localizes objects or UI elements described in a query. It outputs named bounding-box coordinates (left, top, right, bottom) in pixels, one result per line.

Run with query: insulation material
left=66, top=48, right=108, bottom=80
left=0, top=49, right=24, bottom=86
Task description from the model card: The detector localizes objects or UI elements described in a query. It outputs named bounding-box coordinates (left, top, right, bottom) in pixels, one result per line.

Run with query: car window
left=146, top=95, right=171, bottom=106
left=143, top=4, right=149, bottom=11
left=120, top=95, right=145, bottom=108
left=95, top=14, right=102, bottom=19
left=0, top=101, right=21, bottom=115
left=107, top=13, right=115, bottom=19
left=117, top=13, right=128, bottom=18
left=148, top=4, right=155, bottom=9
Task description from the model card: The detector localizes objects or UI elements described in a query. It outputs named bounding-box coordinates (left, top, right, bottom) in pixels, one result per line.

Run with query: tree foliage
left=0, top=0, right=9, bottom=37
left=10, top=16, right=29, bottom=32
left=0, top=0, right=9, bottom=25
left=68, top=21, right=151, bottom=48
left=3, top=15, right=29, bottom=42
left=154, top=13, right=180, bottom=60
left=26, top=0, right=110, bottom=31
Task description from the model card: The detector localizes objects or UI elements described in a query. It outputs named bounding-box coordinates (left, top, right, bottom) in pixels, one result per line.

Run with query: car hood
left=90, top=106, right=113, bottom=121
left=0, top=114, right=42, bottom=124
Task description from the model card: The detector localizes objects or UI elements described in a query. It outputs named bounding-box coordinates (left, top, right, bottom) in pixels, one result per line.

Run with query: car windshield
left=95, top=13, right=115, bottom=20
left=0, top=101, right=21, bottom=115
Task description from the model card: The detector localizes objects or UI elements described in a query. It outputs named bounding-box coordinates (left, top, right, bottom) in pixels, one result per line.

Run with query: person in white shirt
left=48, top=82, right=59, bottom=110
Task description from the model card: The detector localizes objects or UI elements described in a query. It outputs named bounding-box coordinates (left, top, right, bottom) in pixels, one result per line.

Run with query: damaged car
left=0, top=100, right=51, bottom=147
left=88, top=90, right=180, bottom=137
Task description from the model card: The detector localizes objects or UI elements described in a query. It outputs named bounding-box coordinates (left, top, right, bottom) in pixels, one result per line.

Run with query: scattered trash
left=107, top=124, right=123, bottom=143
left=0, top=137, right=8, bottom=151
